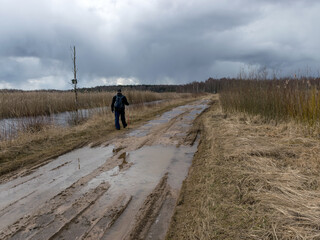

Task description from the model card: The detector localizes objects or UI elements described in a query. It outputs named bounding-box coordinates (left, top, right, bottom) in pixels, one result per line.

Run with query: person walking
left=111, top=89, right=129, bottom=130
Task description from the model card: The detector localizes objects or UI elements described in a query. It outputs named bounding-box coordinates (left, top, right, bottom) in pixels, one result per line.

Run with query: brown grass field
left=220, top=78, right=320, bottom=128
left=167, top=95, right=320, bottom=239
left=0, top=90, right=181, bottom=119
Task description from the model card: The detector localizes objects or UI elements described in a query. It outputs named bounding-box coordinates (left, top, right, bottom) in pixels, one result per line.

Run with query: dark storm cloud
left=0, top=0, right=320, bottom=89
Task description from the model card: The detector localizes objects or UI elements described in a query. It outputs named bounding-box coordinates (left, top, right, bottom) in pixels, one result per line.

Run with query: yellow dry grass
left=0, top=90, right=183, bottom=119
left=167, top=95, right=320, bottom=239
left=220, top=79, right=320, bottom=127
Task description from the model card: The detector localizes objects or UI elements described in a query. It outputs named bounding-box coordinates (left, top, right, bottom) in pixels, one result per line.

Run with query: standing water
left=0, top=100, right=165, bottom=140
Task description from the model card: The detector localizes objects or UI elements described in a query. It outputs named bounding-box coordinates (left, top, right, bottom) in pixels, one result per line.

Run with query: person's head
left=117, top=89, right=122, bottom=93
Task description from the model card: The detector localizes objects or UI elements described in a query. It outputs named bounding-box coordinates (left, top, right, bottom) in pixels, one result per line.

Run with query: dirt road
left=0, top=99, right=209, bottom=240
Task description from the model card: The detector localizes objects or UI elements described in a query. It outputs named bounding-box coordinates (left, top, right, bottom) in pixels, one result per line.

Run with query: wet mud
left=0, top=100, right=209, bottom=240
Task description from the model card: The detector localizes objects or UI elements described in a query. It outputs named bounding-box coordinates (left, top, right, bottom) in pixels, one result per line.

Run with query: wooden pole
left=71, top=46, right=78, bottom=123
left=73, top=46, right=78, bottom=111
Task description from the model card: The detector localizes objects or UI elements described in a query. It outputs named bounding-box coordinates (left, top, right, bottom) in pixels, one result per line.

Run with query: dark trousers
left=115, top=109, right=127, bottom=130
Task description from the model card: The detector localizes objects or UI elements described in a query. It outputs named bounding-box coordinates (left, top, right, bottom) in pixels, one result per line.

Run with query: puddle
left=88, top=144, right=197, bottom=191
left=0, top=145, right=114, bottom=229
left=128, top=101, right=208, bottom=139
left=85, top=143, right=199, bottom=240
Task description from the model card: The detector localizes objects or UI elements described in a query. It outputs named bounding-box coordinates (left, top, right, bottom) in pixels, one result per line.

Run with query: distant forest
left=3, top=76, right=320, bottom=94
left=79, top=77, right=222, bottom=93
left=0, top=78, right=221, bottom=93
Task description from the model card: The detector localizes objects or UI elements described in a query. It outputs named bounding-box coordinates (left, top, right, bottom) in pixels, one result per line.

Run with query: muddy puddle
left=128, top=102, right=207, bottom=139
left=0, top=146, right=114, bottom=229
left=0, top=99, right=209, bottom=240
left=86, top=144, right=198, bottom=240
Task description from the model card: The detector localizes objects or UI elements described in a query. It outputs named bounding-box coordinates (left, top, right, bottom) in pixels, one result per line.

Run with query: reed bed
left=0, top=90, right=182, bottom=119
left=220, top=78, right=320, bottom=127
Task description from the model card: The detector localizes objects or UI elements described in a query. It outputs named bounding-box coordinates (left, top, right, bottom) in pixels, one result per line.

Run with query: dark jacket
left=111, top=92, right=129, bottom=112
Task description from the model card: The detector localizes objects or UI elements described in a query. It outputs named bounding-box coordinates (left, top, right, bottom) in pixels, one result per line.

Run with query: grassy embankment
left=167, top=80, right=320, bottom=239
left=0, top=91, right=194, bottom=181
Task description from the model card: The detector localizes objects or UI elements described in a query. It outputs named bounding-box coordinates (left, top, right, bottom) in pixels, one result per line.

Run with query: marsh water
left=0, top=100, right=164, bottom=139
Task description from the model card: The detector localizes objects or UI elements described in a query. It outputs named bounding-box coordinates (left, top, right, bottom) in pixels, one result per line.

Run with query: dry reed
left=220, top=78, right=320, bottom=127
left=0, top=90, right=184, bottom=119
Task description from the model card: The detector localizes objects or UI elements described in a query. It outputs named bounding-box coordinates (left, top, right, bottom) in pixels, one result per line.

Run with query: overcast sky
left=0, top=0, right=319, bottom=90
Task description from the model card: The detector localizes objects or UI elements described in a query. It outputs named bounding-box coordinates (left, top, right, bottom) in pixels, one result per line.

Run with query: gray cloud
left=0, top=0, right=320, bottom=89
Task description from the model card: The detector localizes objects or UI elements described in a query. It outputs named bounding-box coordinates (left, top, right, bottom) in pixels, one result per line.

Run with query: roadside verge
left=167, top=95, right=320, bottom=239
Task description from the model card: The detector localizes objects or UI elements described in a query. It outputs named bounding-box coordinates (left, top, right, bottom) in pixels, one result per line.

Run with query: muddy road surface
left=0, top=100, right=209, bottom=240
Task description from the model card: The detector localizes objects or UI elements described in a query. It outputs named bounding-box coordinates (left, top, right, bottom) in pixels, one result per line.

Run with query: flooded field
left=0, top=100, right=209, bottom=240
left=0, top=100, right=165, bottom=140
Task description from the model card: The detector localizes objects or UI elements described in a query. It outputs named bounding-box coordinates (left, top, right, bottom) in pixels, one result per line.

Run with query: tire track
left=1, top=182, right=110, bottom=240
left=125, top=173, right=169, bottom=240
left=82, top=194, right=132, bottom=240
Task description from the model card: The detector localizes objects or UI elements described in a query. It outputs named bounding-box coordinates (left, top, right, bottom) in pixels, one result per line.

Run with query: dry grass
left=0, top=96, right=196, bottom=181
left=167, top=95, right=320, bottom=239
left=0, top=90, right=184, bottom=119
left=220, top=79, right=320, bottom=127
